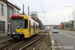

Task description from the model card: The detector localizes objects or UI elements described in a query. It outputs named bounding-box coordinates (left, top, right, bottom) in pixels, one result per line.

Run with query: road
left=51, top=30, right=75, bottom=50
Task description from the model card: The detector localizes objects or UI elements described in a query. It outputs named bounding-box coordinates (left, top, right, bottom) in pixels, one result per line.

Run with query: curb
left=49, top=31, right=55, bottom=50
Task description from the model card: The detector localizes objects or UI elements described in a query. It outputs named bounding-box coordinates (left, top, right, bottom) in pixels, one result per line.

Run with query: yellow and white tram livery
left=11, top=15, right=39, bottom=39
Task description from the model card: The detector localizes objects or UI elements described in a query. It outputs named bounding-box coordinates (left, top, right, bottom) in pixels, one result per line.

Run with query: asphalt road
left=51, top=30, right=75, bottom=50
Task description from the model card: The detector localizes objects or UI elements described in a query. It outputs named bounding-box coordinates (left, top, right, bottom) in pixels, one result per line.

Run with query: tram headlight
left=20, top=32, right=23, bottom=34
left=18, top=32, right=23, bottom=34
left=13, top=32, right=15, bottom=34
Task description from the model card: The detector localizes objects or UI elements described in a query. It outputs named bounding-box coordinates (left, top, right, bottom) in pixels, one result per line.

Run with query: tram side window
left=36, top=25, right=37, bottom=30
left=37, top=24, right=39, bottom=28
left=31, top=21, right=33, bottom=28
left=33, top=23, right=35, bottom=28
left=24, top=20, right=28, bottom=29
left=29, top=21, right=31, bottom=31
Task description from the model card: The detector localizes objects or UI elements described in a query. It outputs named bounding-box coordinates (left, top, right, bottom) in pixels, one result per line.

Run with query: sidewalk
left=0, top=33, right=7, bottom=37
left=0, top=33, right=12, bottom=43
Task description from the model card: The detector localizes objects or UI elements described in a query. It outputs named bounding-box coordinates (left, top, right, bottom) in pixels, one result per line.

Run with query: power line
left=27, top=0, right=35, bottom=11
left=41, top=0, right=44, bottom=10
left=39, top=0, right=44, bottom=11
left=39, top=0, right=46, bottom=21
left=8, top=0, right=28, bottom=14
left=39, top=0, right=43, bottom=10
left=19, top=0, right=23, bottom=4
left=19, top=0, right=28, bottom=12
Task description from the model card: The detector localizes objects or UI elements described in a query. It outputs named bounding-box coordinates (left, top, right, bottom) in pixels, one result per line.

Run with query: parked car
left=53, top=29, right=58, bottom=33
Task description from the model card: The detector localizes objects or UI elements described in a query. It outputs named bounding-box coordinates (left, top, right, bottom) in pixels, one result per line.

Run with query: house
left=0, top=0, right=7, bottom=34
left=0, top=0, right=20, bottom=34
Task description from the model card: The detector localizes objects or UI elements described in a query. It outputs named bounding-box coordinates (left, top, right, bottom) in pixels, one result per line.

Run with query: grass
left=45, top=33, right=52, bottom=50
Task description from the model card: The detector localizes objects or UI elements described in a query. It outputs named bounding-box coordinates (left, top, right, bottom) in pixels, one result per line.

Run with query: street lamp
left=64, top=6, right=75, bottom=10
left=64, top=6, right=75, bottom=29
left=58, top=14, right=65, bottom=29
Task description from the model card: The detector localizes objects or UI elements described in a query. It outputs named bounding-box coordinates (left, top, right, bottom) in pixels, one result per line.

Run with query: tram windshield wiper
left=17, top=24, right=22, bottom=29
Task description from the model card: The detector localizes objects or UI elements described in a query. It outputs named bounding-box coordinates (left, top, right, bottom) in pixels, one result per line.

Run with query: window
left=29, top=21, right=31, bottom=31
left=36, top=24, right=37, bottom=30
left=10, top=9, right=12, bottom=17
left=1, top=4, right=4, bottom=15
left=24, top=20, right=28, bottom=29
left=17, top=11, right=18, bottom=15
left=31, top=21, right=33, bottom=28
left=14, top=10, right=16, bottom=15
left=33, top=23, right=35, bottom=30
left=0, top=21, right=5, bottom=32
left=37, top=24, right=39, bottom=28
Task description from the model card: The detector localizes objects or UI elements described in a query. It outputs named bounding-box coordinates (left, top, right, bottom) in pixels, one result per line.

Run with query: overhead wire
left=27, top=0, right=35, bottom=11
left=39, top=0, right=47, bottom=25
left=19, top=0, right=23, bottom=4
left=19, top=0, right=28, bottom=12
left=39, top=0, right=44, bottom=11
left=10, top=0, right=28, bottom=13
left=10, top=0, right=21, bottom=9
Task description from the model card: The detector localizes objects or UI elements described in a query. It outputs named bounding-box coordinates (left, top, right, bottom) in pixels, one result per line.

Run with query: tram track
left=12, top=34, right=41, bottom=50
left=19, top=33, right=47, bottom=50
left=0, top=34, right=41, bottom=50
left=0, top=39, right=22, bottom=50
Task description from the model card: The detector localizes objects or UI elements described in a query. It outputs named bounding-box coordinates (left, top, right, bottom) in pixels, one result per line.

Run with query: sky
left=8, top=0, right=75, bottom=25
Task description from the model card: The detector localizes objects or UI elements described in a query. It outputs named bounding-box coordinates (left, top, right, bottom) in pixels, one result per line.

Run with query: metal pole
left=28, top=6, right=29, bottom=16
left=64, top=6, right=75, bottom=29
left=23, top=4, right=24, bottom=15
left=74, top=9, right=75, bottom=29
left=58, top=14, right=65, bottom=29
left=69, top=13, right=71, bottom=29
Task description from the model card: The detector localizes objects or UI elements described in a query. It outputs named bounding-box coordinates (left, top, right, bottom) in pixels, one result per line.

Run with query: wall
left=0, top=1, right=7, bottom=33
left=14, top=8, right=20, bottom=15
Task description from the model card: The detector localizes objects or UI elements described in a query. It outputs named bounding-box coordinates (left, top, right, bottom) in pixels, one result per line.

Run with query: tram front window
left=12, top=20, right=24, bottom=29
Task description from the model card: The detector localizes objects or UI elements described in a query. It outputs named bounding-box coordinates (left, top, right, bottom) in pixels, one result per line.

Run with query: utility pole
left=69, top=13, right=71, bottom=29
left=64, top=6, right=75, bottom=29
left=22, top=4, right=25, bottom=15
left=28, top=6, right=29, bottom=16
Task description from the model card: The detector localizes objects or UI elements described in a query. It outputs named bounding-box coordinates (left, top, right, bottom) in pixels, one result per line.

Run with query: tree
left=37, top=19, right=43, bottom=29
left=31, top=17, right=43, bottom=29
left=60, top=22, right=64, bottom=29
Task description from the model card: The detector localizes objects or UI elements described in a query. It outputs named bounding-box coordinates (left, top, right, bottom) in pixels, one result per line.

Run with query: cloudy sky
left=8, top=0, right=75, bottom=25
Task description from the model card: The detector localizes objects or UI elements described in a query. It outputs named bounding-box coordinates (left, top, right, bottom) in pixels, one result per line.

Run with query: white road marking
left=59, top=32, right=75, bottom=38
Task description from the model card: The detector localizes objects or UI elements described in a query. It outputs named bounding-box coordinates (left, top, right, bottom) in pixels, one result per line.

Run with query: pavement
left=0, top=33, right=8, bottom=37
left=51, top=30, right=75, bottom=50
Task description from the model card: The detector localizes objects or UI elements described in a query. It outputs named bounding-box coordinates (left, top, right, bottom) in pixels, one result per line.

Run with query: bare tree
left=31, top=17, right=43, bottom=29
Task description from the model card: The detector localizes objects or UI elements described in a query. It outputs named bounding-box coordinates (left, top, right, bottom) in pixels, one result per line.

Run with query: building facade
left=70, top=20, right=74, bottom=29
left=0, top=0, right=20, bottom=34
left=0, top=0, right=7, bottom=33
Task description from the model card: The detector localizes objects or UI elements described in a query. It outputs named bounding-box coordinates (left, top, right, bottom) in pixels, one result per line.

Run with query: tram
left=11, top=15, right=39, bottom=39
